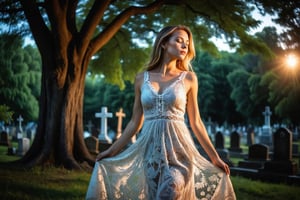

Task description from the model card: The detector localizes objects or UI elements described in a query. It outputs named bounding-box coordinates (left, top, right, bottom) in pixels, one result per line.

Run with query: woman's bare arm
left=185, top=72, right=230, bottom=174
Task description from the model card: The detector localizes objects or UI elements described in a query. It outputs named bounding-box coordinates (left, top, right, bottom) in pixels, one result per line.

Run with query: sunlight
left=285, top=54, right=298, bottom=69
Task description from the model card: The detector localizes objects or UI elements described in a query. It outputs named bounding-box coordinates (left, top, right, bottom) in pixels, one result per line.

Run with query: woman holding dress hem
left=86, top=25, right=236, bottom=200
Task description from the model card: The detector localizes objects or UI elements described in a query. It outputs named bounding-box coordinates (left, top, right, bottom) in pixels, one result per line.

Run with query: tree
left=0, top=0, right=279, bottom=169
left=227, top=69, right=252, bottom=120
left=253, top=0, right=300, bottom=50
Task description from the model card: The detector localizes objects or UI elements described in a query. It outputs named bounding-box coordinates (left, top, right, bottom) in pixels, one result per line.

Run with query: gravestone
left=263, top=127, right=298, bottom=175
left=25, top=122, right=36, bottom=141
left=215, top=131, right=224, bottom=149
left=214, top=131, right=233, bottom=167
left=86, top=120, right=93, bottom=134
left=260, top=106, right=272, bottom=147
left=238, top=144, right=270, bottom=169
left=7, top=146, right=16, bottom=155
left=115, top=108, right=126, bottom=140
left=0, top=131, right=10, bottom=146
left=84, top=136, right=99, bottom=155
left=17, top=115, right=24, bottom=133
left=292, top=143, right=299, bottom=157
left=9, top=126, right=17, bottom=141
left=95, top=107, right=113, bottom=144
left=248, top=144, right=270, bottom=161
left=17, top=137, right=30, bottom=156
left=84, top=120, right=93, bottom=138
left=246, top=126, right=255, bottom=146
left=26, top=129, right=34, bottom=141
left=206, top=117, right=213, bottom=138
left=228, top=131, right=243, bottom=153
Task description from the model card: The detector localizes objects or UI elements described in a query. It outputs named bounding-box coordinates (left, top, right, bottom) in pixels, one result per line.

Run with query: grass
left=1, top=166, right=90, bottom=200
left=1, top=165, right=299, bottom=200
left=1, top=143, right=300, bottom=200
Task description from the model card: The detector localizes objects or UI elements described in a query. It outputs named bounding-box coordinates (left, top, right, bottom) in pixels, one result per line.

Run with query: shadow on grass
left=0, top=164, right=91, bottom=200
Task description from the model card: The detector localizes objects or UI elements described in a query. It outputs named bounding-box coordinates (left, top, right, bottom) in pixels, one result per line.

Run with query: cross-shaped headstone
left=206, top=116, right=212, bottom=136
left=86, top=120, right=93, bottom=134
left=260, top=106, right=273, bottom=147
left=17, top=115, right=23, bottom=132
left=262, top=106, right=272, bottom=127
left=115, top=108, right=126, bottom=139
left=95, top=107, right=113, bottom=144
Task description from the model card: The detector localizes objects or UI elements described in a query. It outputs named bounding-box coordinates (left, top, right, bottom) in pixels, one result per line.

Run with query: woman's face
left=163, top=29, right=189, bottom=61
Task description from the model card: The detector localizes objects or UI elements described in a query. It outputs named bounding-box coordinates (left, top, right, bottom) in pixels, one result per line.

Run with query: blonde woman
left=86, top=25, right=236, bottom=200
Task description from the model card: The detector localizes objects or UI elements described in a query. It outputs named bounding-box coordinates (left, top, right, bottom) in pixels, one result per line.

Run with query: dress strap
left=178, top=71, right=188, bottom=80
left=144, top=71, right=149, bottom=82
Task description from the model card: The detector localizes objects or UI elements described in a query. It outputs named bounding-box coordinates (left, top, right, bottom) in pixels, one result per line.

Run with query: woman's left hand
left=212, top=157, right=230, bottom=175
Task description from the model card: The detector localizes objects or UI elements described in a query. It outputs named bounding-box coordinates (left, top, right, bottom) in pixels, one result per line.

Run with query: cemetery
left=1, top=1, right=300, bottom=199
left=1, top=106, right=299, bottom=188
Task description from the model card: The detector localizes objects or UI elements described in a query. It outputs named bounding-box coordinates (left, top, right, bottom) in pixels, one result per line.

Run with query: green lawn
left=1, top=142, right=300, bottom=200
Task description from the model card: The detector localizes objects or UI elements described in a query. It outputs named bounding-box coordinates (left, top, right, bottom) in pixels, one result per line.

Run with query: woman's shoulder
left=134, top=71, right=147, bottom=86
left=135, top=71, right=146, bottom=80
left=184, top=71, right=197, bottom=82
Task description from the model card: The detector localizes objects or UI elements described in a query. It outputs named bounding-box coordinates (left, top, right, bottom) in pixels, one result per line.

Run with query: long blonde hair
left=146, top=25, right=195, bottom=71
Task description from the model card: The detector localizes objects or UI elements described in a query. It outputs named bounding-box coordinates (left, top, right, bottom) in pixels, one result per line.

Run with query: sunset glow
left=285, top=54, right=298, bottom=69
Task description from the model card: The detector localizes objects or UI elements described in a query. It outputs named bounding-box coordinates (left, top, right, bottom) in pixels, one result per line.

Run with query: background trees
left=0, top=34, right=41, bottom=121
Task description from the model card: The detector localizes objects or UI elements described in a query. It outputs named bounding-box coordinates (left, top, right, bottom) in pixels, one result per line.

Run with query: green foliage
left=0, top=105, right=13, bottom=123
left=260, top=68, right=300, bottom=124
left=253, top=0, right=300, bottom=49
left=85, top=0, right=280, bottom=87
left=227, top=69, right=253, bottom=117
left=89, top=28, right=150, bottom=88
left=193, top=51, right=244, bottom=124
left=0, top=33, right=41, bottom=122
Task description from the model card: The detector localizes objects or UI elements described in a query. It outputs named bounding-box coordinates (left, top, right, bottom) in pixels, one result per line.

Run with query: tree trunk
left=16, top=47, right=95, bottom=170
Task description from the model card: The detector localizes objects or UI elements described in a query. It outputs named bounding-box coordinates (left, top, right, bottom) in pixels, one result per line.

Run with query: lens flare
left=285, top=54, right=298, bottom=69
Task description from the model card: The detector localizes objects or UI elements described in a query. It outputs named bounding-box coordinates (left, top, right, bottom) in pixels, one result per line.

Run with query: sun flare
left=285, top=54, right=298, bottom=69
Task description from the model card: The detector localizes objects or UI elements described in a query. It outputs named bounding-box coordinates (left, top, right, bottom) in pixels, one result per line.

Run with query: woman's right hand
left=96, top=149, right=112, bottom=161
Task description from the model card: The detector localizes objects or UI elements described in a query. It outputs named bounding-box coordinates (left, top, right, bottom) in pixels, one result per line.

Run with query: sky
left=211, top=10, right=284, bottom=52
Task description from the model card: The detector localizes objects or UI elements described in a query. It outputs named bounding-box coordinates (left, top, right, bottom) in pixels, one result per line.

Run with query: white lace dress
left=86, top=71, right=236, bottom=200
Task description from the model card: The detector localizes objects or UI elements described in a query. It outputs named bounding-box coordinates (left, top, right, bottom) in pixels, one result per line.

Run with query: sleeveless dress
left=86, top=71, right=236, bottom=200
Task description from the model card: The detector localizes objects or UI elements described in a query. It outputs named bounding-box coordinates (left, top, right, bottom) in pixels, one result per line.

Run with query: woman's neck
left=154, top=60, right=179, bottom=77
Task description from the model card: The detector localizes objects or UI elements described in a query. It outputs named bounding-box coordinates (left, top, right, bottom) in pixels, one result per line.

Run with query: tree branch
left=78, top=0, right=112, bottom=54
left=66, top=0, right=78, bottom=35
left=89, top=0, right=165, bottom=56
left=19, top=0, right=50, bottom=55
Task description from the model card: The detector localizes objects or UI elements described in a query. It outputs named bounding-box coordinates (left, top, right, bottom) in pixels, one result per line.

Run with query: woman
left=86, top=25, right=236, bottom=200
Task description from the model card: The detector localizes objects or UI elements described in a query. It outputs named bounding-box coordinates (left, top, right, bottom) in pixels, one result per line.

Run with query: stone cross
left=86, top=120, right=93, bottom=134
left=263, top=106, right=272, bottom=127
left=115, top=108, right=126, bottom=139
left=17, top=115, right=23, bottom=132
left=260, top=106, right=273, bottom=147
left=95, top=107, right=113, bottom=144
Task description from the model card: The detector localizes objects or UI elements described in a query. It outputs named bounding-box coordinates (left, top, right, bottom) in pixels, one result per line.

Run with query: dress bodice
left=141, top=71, right=187, bottom=121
